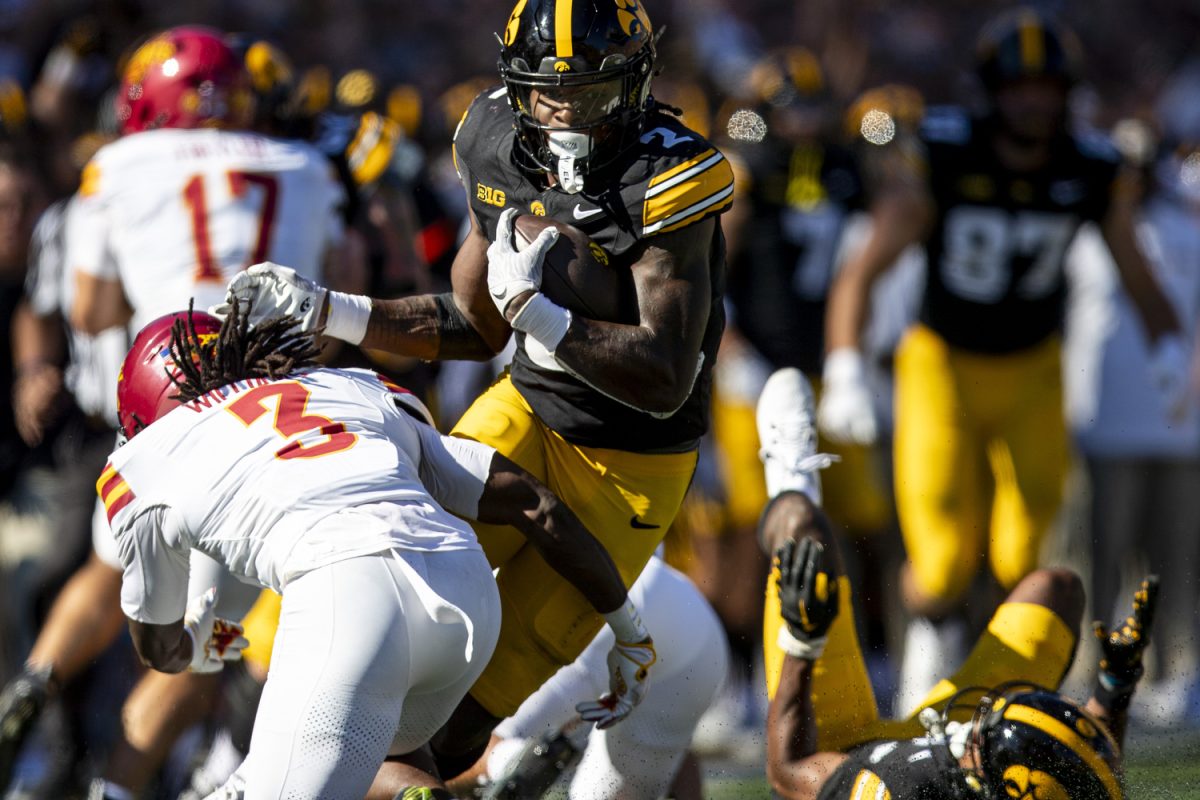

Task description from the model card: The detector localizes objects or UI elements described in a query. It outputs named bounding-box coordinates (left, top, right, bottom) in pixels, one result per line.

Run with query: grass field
left=701, top=727, right=1200, bottom=799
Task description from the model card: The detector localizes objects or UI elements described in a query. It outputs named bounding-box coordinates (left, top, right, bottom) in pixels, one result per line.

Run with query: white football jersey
left=100, top=368, right=495, bottom=625
left=68, top=128, right=345, bottom=331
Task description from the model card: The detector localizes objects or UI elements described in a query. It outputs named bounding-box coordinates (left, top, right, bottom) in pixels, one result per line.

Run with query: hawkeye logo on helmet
left=477, top=183, right=507, bottom=207
left=554, top=60, right=572, bottom=73
left=503, top=0, right=528, bottom=46
left=1002, top=765, right=1069, bottom=800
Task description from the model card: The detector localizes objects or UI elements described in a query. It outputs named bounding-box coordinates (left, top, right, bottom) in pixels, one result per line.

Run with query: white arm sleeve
left=116, top=505, right=192, bottom=625
left=414, top=424, right=496, bottom=520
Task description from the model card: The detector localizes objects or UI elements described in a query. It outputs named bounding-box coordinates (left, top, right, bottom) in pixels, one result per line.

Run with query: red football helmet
left=117, top=310, right=222, bottom=440
left=116, top=26, right=253, bottom=135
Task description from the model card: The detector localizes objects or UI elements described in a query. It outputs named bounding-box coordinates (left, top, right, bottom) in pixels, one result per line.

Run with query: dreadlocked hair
left=168, top=299, right=322, bottom=403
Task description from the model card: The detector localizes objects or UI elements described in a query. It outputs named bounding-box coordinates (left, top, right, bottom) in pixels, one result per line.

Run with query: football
left=512, top=214, right=635, bottom=323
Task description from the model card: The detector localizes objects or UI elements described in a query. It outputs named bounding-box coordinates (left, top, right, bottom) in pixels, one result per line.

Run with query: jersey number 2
left=183, top=172, right=279, bottom=282
left=227, top=382, right=356, bottom=460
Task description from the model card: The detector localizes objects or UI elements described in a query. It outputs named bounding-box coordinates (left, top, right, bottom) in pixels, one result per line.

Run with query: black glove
left=0, top=665, right=52, bottom=790
left=775, top=536, right=839, bottom=658
left=1093, top=575, right=1159, bottom=711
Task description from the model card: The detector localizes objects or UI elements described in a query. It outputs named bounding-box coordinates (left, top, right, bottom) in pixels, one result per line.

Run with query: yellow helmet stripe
left=1002, top=704, right=1121, bottom=800
left=1018, top=11, right=1045, bottom=72
left=555, top=0, right=575, bottom=58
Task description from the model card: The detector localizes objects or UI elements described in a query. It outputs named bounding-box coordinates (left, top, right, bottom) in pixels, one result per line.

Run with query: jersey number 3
left=183, top=172, right=279, bottom=282
left=227, top=382, right=356, bottom=460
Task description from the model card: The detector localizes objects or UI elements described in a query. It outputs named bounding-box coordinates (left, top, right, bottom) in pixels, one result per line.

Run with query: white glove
left=576, top=599, right=656, bottom=730
left=213, top=262, right=327, bottom=333
left=487, top=208, right=559, bottom=318
left=1148, top=335, right=1191, bottom=420
left=212, top=262, right=372, bottom=344
left=183, top=588, right=249, bottom=674
left=817, top=348, right=878, bottom=445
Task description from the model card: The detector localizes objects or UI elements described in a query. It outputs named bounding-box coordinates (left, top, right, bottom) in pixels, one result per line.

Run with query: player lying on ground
left=756, top=370, right=1155, bottom=799
left=429, top=555, right=727, bottom=800
left=102, top=304, right=654, bottom=800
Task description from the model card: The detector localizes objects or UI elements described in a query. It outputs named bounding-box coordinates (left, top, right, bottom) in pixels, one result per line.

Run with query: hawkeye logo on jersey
left=531, top=201, right=546, bottom=216
left=477, top=183, right=507, bottom=207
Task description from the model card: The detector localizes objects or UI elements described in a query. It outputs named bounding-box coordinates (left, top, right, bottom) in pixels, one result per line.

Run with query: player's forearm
left=1084, top=696, right=1128, bottom=749
left=477, top=456, right=627, bottom=614
left=554, top=316, right=702, bottom=415
left=1102, top=215, right=1181, bottom=342
left=359, top=293, right=499, bottom=361
left=12, top=302, right=65, bottom=369
left=127, top=618, right=192, bottom=674
left=767, top=657, right=828, bottom=800
left=826, top=187, right=928, bottom=352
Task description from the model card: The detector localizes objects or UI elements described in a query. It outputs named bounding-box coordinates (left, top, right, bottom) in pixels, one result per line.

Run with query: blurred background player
left=222, top=0, right=732, bottom=778
left=443, top=555, right=727, bottom=800
left=710, top=49, right=898, bottom=727
left=756, top=365, right=1155, bottom=798
left=1066, top=76, right=1200, bottom=726
left=0, top=25, right=350, bottom=800
left=818, top=7, right=1187, bottom=713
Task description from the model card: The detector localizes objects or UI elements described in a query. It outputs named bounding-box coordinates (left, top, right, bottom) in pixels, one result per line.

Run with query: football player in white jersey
left=0, top=26, right=351, bottom=800
left=441, top=555, right=727, bottom=800
left=68, top=26, right=345, bottom=334
left=103, top=304, right=653, bottom=800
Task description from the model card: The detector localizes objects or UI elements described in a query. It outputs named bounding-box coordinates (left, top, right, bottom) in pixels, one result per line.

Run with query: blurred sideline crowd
left=0, top=0, right=1198, bottom=796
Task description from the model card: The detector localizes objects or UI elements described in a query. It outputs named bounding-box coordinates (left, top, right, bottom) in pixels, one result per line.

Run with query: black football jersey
left=918, top=107, right=1120, bottom=353
left=816, top=738, right=958, bottom=800
left=453, top=88, right=733, bottom=452
left=726, top=138, right=864, bottom=374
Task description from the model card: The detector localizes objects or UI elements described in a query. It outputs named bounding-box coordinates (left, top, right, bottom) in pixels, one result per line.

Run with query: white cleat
left=756, top=368, right=839, bottom=503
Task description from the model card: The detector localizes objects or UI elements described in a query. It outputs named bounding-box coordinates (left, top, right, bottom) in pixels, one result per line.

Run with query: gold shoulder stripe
left=850, top=769, right=892, bottom=800
left=1002, top=705, right=1121, bottom=800
left=648, top=148, right=718, bottom=189
left=643, top=153, right=734, bottom=236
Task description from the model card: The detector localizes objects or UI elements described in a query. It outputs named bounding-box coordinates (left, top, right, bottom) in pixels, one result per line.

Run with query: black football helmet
left=975, top=8, right=1081, bottom=92
left=497, top=0, right=657, bottom=193
left=928, top=683, right=1123, bottom=800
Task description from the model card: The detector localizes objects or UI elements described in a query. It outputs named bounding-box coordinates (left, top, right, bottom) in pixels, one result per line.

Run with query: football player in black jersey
left=220, top=0, right=733, bottom=786
left=756, top=369, right=1154, bottom=799
left=819, top=8, right=1186, bottom=711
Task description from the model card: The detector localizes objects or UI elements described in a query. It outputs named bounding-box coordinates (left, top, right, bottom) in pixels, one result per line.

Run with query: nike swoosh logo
left=630, top=515, right=659, bottom=530
left=573, top=205, right=604, bottom=220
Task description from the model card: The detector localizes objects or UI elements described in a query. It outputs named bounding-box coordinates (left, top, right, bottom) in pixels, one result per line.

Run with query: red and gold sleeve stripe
left=96, top=463, right=136, bottom=523
left=642, top=148, right=735, bottom=236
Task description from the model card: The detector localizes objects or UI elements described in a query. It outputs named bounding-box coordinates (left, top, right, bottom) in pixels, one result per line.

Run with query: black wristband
left=432, top=292, right=474, bottom=338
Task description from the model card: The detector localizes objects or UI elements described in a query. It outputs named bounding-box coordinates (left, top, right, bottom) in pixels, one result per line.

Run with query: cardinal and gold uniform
left=763, top=568, right=1076, bottom=753
left=896, top=107, right=1120, bottom=604
left=450, top=88, right=733, bottom=716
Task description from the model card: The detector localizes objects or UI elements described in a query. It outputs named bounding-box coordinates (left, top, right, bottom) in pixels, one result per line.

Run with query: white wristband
left=510, top=292, right=572, bottom=352
left=325, top=292, right=372, bottom=345
left=823, top=347, right=866, bottom=385
left=777, top=626, right=827, bottom=661
left=604, top=597, right=649, bottom=643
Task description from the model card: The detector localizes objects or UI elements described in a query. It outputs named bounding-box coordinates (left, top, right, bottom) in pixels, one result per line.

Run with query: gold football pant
left=894, top=325, right=1069, bottom=603
left=451, top=373, right=697, bottom=718
left=764, top=571, right=1076, bottom=751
